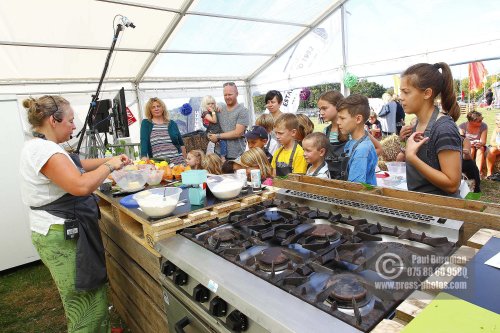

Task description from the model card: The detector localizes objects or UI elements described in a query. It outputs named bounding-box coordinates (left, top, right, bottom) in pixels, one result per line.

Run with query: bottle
left=250, top=169, right=262, bottom=192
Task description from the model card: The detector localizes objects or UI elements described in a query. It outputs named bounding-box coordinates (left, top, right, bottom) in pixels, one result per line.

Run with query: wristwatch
left=216, top=133, right=221, bottom=140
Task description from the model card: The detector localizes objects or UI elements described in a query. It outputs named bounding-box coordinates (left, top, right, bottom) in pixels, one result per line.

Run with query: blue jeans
left=219, top=139, right=227, bottom=157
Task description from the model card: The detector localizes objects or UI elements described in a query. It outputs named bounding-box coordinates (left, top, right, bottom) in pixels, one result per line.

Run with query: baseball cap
left=245, top=126, right=268, bottom=140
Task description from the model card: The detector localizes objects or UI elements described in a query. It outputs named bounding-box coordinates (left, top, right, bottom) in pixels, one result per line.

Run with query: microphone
left=120, top=16, right=136, bottom=28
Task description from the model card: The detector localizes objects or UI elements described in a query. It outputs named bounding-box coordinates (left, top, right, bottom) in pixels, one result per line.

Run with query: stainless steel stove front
left=155, top=235, right=363, bottom=333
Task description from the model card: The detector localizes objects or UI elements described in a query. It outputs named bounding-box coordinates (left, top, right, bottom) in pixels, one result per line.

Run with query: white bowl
left=207, top=175, right=244, bottom=200
left=147, top=169, right=164, bottom=185
left=133, top=187, right=182, bottom=217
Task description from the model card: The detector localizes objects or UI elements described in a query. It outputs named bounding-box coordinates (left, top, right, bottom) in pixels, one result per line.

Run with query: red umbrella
left=468, top=62, right=488, bottom=91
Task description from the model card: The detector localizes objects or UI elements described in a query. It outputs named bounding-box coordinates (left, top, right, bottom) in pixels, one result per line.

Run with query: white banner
left=281, top=89, right=301, bottom=114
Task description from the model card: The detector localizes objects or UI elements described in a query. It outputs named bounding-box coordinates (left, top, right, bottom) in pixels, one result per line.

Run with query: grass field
left=0, top=262, right=129, bottom=333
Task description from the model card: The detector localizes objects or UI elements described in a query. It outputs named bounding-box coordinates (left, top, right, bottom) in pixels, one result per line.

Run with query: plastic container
left=133, top=187, right=182, bottom=217
left=181, top=170, right=208, bottom=184
left=207, top=175, right=244, bottom=200
left=147, top=169, right=164, bottom=185
left=386, top=162, right=406, bottom=176
left=111, top=169, right=149, bottom=192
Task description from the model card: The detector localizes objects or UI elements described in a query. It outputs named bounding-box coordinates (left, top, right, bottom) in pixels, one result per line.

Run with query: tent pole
left=135, top=83, right=143, bottom=123
left=245, top=80, right=255, bottom=126
left=340, top=4, right=349, bottom=97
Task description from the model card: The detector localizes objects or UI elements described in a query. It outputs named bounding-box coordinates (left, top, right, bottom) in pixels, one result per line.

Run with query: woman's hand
left=107, top=154, right=130, bottom=170
left=405, top=131, right=429, bottom=161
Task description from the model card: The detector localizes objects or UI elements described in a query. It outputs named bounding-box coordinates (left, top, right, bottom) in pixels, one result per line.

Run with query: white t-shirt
left=20, top=139, right=76, bottom=235
left=266, top=135, right=279, bottom=156
left=306, top=163, right=330, bottom=178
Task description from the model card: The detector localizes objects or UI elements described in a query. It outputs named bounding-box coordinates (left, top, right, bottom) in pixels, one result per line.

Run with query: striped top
left=150, top=124, right=184, bottom=164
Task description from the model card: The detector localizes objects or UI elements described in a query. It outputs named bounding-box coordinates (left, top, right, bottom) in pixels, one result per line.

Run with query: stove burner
left=310, top=225, right=341, bottom=241
left=255, top=247, right=290, bottom=272
left=207, top=229, right=239, bottom=249
left=326, top=274, right=368, bottom=307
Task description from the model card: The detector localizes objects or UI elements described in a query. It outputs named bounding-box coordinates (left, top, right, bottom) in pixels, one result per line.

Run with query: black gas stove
left=179, top=199, right=456, bottom=332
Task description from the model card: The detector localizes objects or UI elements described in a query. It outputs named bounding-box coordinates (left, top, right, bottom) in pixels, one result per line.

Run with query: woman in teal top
left=140, top=97, right=186, bottom=164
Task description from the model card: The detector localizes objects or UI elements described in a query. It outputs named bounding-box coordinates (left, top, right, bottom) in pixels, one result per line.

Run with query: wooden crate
left=274, top=176, right=500, bottom=243
left=97, top=189, right=277, bottom=248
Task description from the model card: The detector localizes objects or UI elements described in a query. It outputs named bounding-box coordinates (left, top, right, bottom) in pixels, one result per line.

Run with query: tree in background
left=350, top=79, right=386, bottom=98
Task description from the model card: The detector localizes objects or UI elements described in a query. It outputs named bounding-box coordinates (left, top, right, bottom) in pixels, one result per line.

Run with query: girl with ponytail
left=400, top=62, right=462, bottom=196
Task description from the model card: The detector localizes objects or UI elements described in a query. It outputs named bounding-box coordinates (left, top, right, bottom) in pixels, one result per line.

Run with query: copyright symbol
left=375, top=253, right=404, bottom=280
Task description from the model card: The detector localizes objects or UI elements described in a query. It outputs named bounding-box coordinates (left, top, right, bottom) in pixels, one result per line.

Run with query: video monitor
left=112, top=87, right=129, bottom=137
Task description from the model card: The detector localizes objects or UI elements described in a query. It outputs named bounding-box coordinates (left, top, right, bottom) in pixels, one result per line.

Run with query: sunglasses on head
left=223, top=82, right=236, bottom=87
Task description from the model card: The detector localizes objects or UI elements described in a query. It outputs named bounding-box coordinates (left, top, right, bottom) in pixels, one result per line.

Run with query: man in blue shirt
left=336, top=94, right=378, bottom=185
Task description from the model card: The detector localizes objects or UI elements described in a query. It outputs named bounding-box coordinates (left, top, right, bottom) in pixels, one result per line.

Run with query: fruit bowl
left=133, top=187, right=182, bottom=217
left=111, top=168, right=149, bottom=192
left=207, top=175, right=244, bottom=200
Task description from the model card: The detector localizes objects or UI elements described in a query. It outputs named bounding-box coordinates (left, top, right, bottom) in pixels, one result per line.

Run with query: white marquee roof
left=2, top=0, right=499, bottom=97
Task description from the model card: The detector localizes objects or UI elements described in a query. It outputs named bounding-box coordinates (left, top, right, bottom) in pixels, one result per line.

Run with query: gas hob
left=156, top=191, right=461, bottom=333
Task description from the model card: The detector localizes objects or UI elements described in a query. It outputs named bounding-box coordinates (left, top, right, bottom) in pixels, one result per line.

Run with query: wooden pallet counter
left=96, top=187, right=277, bottom=333
left=96, top=187, right=277, bottom=249
left=275, top=175, right=500, bottom=243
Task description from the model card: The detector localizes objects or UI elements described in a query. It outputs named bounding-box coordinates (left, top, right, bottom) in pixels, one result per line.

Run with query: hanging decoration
left=180, top=103, right=192, bottom=116
left=299, top=87, right=311, bottom=101
left=180, top=103, right=193, bottom=132
left=344, top=72, right=359, bottom=89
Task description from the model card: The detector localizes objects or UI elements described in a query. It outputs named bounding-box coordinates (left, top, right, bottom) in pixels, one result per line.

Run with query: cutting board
left=119, top=193, right=139, bottom=208
left=401, top=292, right=500, bottom=333
left=445, top=236, right=500, bottom=314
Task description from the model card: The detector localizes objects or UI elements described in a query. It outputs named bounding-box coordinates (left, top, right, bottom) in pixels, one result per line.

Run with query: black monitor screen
left=112, top=87, right=129, bottom=137
left=92, top=99, right=111, bottom=133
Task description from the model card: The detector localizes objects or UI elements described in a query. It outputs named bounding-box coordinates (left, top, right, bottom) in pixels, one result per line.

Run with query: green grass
left=0, top=262, right=129, bottom=333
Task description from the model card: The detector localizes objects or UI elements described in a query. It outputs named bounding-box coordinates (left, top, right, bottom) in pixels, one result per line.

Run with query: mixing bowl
left=111, top=169, right=149, bottom=192
left=207, top=175, right=244, bottom=200
left=147, top=169, right=164, bottom=185
left=133, top=187, right=182, bottom=217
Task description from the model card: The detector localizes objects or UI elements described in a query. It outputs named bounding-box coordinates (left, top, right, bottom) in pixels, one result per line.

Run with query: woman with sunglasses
left=140, top=97, right=186, bottom=164
left=458, top=111, right=488, bottom=177
left=20, top=95, right=130, bottom=332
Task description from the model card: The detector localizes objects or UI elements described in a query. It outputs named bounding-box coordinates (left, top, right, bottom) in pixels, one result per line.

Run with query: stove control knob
left=162, top=261, right=176, bottom=276
left=193, top=284, right=210, bottom=303
left=226, top=310, right=248, bottom=332
left=209, top=297, right=227, bottom=317
left=173, top=269, right=188, bottom=286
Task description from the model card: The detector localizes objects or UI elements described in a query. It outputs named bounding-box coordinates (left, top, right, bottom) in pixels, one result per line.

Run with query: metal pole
left=340, top=5, right=349, bottom=96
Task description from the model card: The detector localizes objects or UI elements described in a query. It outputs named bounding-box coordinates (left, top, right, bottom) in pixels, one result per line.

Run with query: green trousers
left=32, top=225, right=110, bottom=333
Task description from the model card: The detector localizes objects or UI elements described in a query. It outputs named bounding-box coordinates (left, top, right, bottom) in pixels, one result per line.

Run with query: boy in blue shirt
left=336, top=94, right=378, bottom=185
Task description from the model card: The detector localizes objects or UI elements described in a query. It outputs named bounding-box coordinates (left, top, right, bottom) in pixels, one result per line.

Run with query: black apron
left=31, top=154, right=107, bottom=291
left=406, top=108, right=460, bottom=197
left=309, top=161, right=327, bottom=177
left=275, top=142, right=298, bottom=177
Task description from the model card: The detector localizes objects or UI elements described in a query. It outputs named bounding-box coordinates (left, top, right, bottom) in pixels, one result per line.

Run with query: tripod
left=75, top=22, right=124, bottom=155
left=81, top=129, right=107, bottom=158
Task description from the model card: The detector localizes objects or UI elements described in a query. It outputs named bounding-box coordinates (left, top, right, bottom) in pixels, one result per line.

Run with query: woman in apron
left=400, top=63, right=462, bottom=197
left=20, top=95, right=130, bottom=332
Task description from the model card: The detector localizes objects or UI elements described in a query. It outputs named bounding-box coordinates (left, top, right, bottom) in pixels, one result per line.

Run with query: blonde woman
left=202, top=153, right=223, bottom=175
left=140, top=97, right=186, bottom=164
left=234, top=148, right=273, bottom=185
left=19, top=95, right=130, bottom=332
